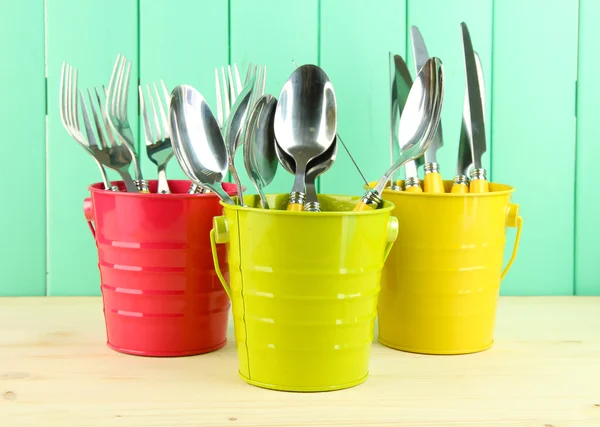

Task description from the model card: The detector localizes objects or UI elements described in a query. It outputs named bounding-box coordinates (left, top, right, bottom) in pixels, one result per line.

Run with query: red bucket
left=83, top=179, right=237, bottom=357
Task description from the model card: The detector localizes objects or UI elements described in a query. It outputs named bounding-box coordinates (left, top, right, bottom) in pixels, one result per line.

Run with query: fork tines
left=139, top=80, right=171, bottom=147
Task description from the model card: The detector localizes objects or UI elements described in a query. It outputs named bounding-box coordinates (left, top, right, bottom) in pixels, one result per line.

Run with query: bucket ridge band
left=210, top=193, right=397, bottom=392
left=374, top=179, right=523, bottom=355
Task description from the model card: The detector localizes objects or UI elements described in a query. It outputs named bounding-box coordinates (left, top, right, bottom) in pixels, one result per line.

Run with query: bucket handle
left=210, top=216, right=232, bottom=299
left=83, top=197, right=96, bottom=238
left=383, top=216, right=399, bottom=262
left=501, top=203, right=523, bottom=281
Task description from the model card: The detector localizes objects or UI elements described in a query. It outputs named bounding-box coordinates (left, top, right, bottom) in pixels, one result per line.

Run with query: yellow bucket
left=209, top=193, right=398, bottom=392
left=374, top=180, right=523, bottom=355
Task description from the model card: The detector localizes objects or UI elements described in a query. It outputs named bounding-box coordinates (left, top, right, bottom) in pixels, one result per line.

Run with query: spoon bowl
left=354, top=57, right=444, bottom=211
left=223, top=70, right=259, bottom=204
left=274, top=64, right=337, bottom=211
left=243, top=94, right=278, bottom=209
left=168, top=84, right=235, bottom=205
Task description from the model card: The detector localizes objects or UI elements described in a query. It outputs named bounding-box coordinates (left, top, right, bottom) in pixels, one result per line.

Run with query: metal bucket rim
left=366, top=180, right=516, bottom=198
left=219, top=193, right=395, bottom=216
left=88, top=180, right=239, bottom=199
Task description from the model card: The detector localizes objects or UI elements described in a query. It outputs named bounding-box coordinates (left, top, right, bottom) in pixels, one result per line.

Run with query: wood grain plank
left=139, top=0, right=229, bottom=185
left=319, top=0, right=407, bottom=196
left=46, top=0, right=138, bottom=295
left=2, top=296, right=599, bottom=426
left=230, top=0, right=319, bottom=197
left=492, top=0, right=578, bottom=295
left=574, top=0, right=600, bottom=295
left=0, top=0, right=46, bottom=296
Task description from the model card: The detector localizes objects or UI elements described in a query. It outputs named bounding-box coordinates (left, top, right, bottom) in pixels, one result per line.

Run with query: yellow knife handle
left=451, top=183, right=469, bottom=194
left=389, top=180, right=403, bottom=191
left=469, top=169, right=489, bottom=193
left=424, top=172, right=445, bottom=193
left=469, top=179, right=489, bottom=193
left=353, top=201, right=376, bottom=211
left=405, top=184, right=423, bottom=193
left=287, top=202, right=305, bottom=211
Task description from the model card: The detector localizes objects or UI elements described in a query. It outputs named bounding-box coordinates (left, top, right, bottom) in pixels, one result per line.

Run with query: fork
left=106, top=53, right=149, bottom=193
left=79, top=85, right=140, bottom=192
left=139, top=80, right=174, bottom=194
left=59, top=61, right=118, bottom=192
left=215, top=63, right=243, bottom=129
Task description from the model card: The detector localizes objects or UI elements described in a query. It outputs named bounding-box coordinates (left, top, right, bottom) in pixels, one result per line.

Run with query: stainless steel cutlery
left=106, top=54, right=148, bottom=193
left=139, top=80, right=174, bottom=194
left=61, top=21, right=483, bottom=210
left=386, top=22, right=488, bottom=195
left=59, top=62, right=118, bottom=192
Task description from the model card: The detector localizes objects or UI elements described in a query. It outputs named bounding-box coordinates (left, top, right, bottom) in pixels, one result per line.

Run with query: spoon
left=243, top=94, right=278, bottom=209
left=222, top=71, right=258, bottom=205
left=389, top=53, right=416, bottom=191
left=168, top=84, right=235, bottom=205
left=275, top=136, right=338, bottom=212
left=353, top=57, right=444, bottom=211
left=274, top=64, right=337, bottom=211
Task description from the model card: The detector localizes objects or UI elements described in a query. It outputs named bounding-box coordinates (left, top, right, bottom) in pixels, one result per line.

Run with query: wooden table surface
left=1, top=296, right=599, bottom=427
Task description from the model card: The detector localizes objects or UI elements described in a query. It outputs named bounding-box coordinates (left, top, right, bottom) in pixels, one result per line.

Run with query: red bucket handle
left=83, top=197, right=96, bottom=238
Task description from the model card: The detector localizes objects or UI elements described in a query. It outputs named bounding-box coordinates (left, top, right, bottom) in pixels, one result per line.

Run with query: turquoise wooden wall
left=0, top=0, right=593, bottom=296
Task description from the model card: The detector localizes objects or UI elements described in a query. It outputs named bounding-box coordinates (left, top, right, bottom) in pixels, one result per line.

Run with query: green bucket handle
left=210, top=216, right=232, bottom=299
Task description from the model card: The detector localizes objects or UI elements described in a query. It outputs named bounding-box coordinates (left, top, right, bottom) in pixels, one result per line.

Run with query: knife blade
left=452, top=50, right=485, bottom=193
left=460, top=22, right=488, bottom=193
left=410, top=25, right=445, bottom=193
left=389, top=53, right=420, bottom=191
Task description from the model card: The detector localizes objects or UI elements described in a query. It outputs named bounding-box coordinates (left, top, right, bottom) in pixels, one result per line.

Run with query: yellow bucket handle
left=210, top=216, right=232, bottom=299
left=501, top=204, right=523, bottom=281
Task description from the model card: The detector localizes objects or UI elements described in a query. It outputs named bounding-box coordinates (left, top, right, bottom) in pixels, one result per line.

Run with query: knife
left=389, top=53, right=420, bottom=191
left=460, top=22, right=488, bottom=193
left=451, top=50, right=485, bottom=193
left=410, top=25, right=445, bottom=193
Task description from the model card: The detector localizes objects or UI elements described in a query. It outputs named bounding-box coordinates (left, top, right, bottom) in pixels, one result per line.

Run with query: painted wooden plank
left=0, top=0, right=46, bottom=296
left=139, top=0, right=229, bottom=185
left=492, top=0, right=578, bottom=295
left=575, top=0, right=600, bottom=295
left=319, top=0, right=407, bottom=196
left=46, top=0, right=138, bottom=295
left=230, top=0, right=319, bottom=198
left=407, top=0, right=493, bottom=184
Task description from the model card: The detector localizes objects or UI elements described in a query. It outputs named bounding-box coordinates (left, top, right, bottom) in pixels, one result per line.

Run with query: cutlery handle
left=188, top=183, right=207, bottom=194
left=135, top=179, right=150, bottom=193
left=469, top=178, right=489, bottom=193
left=287, top=191, right=306, bottom=211
left=405, top=185, right=422, bottom=193
left=451, top=183, right=469, bottom=193
left=287, top=202, right=305, bottom=211
left=469, top=168, right=489, bottom=193
left=353, top=201, right=376, bottom=211
left=389, top=180, right=403, bottom=191
left=451, top=175, right=469, bottom=193
left=424, top=171, right=445, bottom=193
left=353, top=189, right=382, bottom=211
